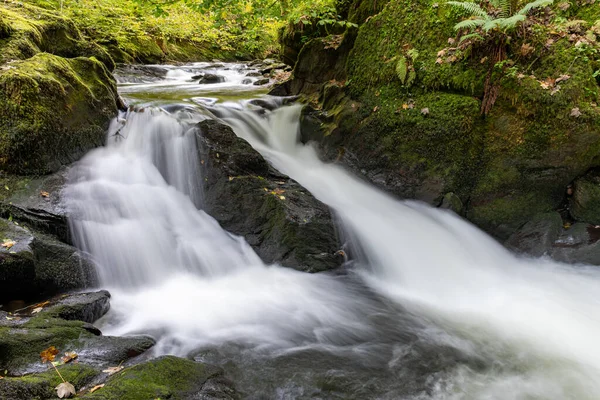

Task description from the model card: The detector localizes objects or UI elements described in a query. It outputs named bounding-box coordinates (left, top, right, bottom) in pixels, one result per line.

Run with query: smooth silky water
left=62, top=62, right=600, bottom=399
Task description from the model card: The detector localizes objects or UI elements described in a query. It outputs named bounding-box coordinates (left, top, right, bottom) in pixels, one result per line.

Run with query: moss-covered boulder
left=81, top=356, right=239, bottom=400
left=197, top=119, right=342, bottom=272
left=0, top=53, right=119, bottom=174
left=284, top=0, right=600, bottom=238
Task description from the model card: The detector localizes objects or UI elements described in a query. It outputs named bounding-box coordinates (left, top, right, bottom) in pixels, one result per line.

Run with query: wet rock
left=245, top=71, right=262, bottom=77
left=199, top=74, right=226, bottom=84
left=241, top=78, right=252, bottom=85
left=0, top=220, right=97, bottom=303
left=569, top=169, right=600, bottom=225
left=549, top=223, right=600, bottom=265
left=253, top=78, right=270, bottom=86
left=196, top=120, right=342, bottom=272
left=439, top=192, right=464, bottom=214
left=81, top=356, right=239, bottom=400
left=259, top=63, right=287, bottom=74
left=1, top=168, right=70, bottom=242
left=113, top=64, right=169, bottom=84
left=191, top=74, right=205, bottom=80
left=38, top=290, right=111, bottom=323
left=73, top=335, right=156, bottom=367
left=505, top=212, right=564, bottom=257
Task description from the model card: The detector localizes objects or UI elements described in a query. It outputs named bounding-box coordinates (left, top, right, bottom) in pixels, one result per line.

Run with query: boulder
left=505, top=212, right=564, bottom=257
left=199, top=74, right=225, bottom=84
left=241, top=78, right=252, bottom=85
left=0, top=219, right=97, bottom=303
left=196, top=120, right=342, bottom=272
left=245, top=71, right=262, bottom=77
left=253, top=78, right=270, bottom=86
left=0, top=53, right=119, bottom=175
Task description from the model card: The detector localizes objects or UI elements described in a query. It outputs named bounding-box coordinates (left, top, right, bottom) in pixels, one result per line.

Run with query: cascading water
left=63, top=63, right=600, bottom=399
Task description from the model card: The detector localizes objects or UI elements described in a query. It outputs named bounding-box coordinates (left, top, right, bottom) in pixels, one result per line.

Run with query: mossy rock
left=0, top=364, right=99, bottom=400
left=570, top=169, right=600, bottom=225
left=81, top=356, right=238, bottom=400
left=0, top=53, right=118, bottom=174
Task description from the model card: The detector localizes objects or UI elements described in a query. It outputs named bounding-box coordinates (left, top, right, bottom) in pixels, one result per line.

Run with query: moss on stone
left=81, top=356, right=223, bottom=400
left=0, top=53, right=118, bottom=174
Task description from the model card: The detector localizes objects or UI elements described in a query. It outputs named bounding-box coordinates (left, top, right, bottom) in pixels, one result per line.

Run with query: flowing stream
left=63, top=62, right=600, bottom=399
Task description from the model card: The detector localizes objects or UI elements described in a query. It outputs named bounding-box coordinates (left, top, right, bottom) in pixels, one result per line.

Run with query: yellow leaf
left=41, top=346, right=59, bottom=363
left=279, top=196, right=286, bottom=200
left=103, top=366, right=124, bottom=375
left=40, top=191, right=50, bottom=198
left=1, top=240, right=15, bottom=249
left=90, top=384, right=105, bottom=393
left=61, top=352, right=78, bottom=364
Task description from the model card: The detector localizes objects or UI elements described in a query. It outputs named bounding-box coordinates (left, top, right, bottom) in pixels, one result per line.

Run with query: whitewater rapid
left=64, top=64, right=600, bottom=399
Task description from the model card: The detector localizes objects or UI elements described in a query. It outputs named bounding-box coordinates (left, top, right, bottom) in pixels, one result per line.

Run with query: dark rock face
left=505, top=212, right=564, bottom=257
left=199, top=74, right=226, bottom=84
left=196, top=120, right=342, bottom=272
left=0, top=221, right=97, bottom=303
left=569, top=169, right=600, bottom=225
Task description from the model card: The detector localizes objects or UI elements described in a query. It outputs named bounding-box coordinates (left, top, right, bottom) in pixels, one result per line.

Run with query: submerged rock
left=196, top=120, right=342, bottom=272
left=199, top=74, right=226, bottom=84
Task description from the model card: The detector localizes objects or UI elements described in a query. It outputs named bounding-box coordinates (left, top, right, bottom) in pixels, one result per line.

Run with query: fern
left=396, top=56, right=408, bottom=84
left=498, top=14, right=526, bottom=29
left=454, top=18, right=486, bottom=30
left=490, top=0, right=511, bottom=17
left=447, top=1, right=488, bottom=17
left=458, top=32, right=485, bottom=43
left=517, top=0, right=553, bottom=15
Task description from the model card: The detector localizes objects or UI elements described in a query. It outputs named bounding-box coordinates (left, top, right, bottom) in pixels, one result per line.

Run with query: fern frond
left=447, top=1, right=488, bottom=18
left=517, top=0, right=553, bottom=15
left=498, top=14, right=526, bottom=30
left=459, top=32, right=485, bottom=43
left=396, top=56, right=408, bottom=84
left=454, top=17, right=486, bottom=31
left=483, top=19, right=501, bottom=31
left=491, top=0, right=511, bottom=17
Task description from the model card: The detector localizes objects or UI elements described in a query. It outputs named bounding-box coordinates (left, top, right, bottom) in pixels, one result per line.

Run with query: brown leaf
left=41, top=346, right=60, bottom=363
left=1, top=240, right=16, bottom=249
left=435, top=57, right=443, bottom=64
left=56, top=382, right=76, bottom=399
left=480, top=56, right=488, bottom=64
left=520, top=43, right=535, bottom=56
left=570, top=107, right=582, bottom=117
left=103, top=366, right=124, bottom=375
left=437, top=49, right=446, bottom=57
left=447, top=38, right=455, bottom=44
left=555, top=74, right=570, bottom=83
left=420, top=108, right=430, bottom=115
left=61, top=352, right=78, bottom=364
left=89, top=384, right=105, bottom=393
left=40, top=191, right=50, bottom=198
left=372, top=106, right=379, bottom=112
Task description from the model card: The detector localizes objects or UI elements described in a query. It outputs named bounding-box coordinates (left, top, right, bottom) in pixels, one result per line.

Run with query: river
left=62, top=62, right=600, bottom=399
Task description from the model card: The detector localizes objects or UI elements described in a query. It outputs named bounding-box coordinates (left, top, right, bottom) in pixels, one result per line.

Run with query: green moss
left=0, top=364, right=99, bottom=400
left=81, top=356, right=222, bottom=400
left=0, top=52, right=118, bottom=174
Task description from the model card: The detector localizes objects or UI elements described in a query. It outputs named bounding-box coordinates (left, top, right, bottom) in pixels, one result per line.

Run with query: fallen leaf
left=272, top=188, right=285, bottom=195
left=40, top=191, right=50, bottom=198
left=56, top=382, right=76, bottom=399
left=555, top=74, right=570, bottom=83
left=570, top=107, right=582, bottom=117
left=61, top=352, right=78, bottom=364
left=448, top=38, right=455, bottom=44
left=103, top=366, right=124, bottom=375
left=550, top=86, right=561, bottom=95
left=437, top=49, right=446, bottom=57
left=373, top=106, right=378, bottom=112
left=32, top=307, right=44, bottom=314
left=41, top=346, right=60, bottom=363
left=421, top=108, right=430, bottom=115
left=402, top=103, right=410, bottom=110
left=228, top=176, right=234, bottom=181
left=517, top=73, right=525, bottom=79
left=446, top=55, right=457, bottom=63
left=200, top=160, right=205, bottom=165
left=89, top=384, right=104, bottom=393
left=480, top=56, right=488, bottom=64
left=4, top=185, right=8, bottom=191
left=520, top=43, right=535, bottom=56
left=2, top=240, right=16, bottom=249
left=435, top=57, right=443, bottom=64
left=279, top=196, right=286, bottom=200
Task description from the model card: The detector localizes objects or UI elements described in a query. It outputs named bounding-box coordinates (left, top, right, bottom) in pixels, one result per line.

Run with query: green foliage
left=448, top=0, right=554, bottom=34
left=395, top=56, right=408, bottom=83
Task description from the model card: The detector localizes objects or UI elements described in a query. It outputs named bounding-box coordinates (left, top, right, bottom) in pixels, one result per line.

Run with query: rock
left=199, top=74, right=226, bottom=84
left=0, top=364, right=99, bottom=400
left=253, top=78, right=270, bottom=86
left=0, top=53, right=119, bottom=175
left=569, top=170, right=600, bottom=224
left=245, top=71, right=262, bottom=77
left=0, top=220, right=97, bottom=303
left=191, top=74, right=205, bottom=80
left=549, top=223, right=600, bottom=265
left=72, top=335, right=156, bottom=368
left=38, top=291, right=111, bottom=323
left=241, top=79, right=252, bottom=85
left=259, top=63, right=287, bottom=74
left=439, top=192, right=464, bottom=214
left=0, top=168, right=70, bottom=242
left=196, top=120, right=342, bottom=272
left=81, top=356, right=239, bottom=400
left=505, top=212, right=564, bottom=257
left=113, top=65, right=169, bottom=84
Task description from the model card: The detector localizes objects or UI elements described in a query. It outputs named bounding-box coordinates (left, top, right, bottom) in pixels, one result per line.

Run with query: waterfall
left=63, top=62, right=600, bottom=399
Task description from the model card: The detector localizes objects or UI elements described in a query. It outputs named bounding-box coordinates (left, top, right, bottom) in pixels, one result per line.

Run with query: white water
left=64, top=64, right=600, bottom=399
